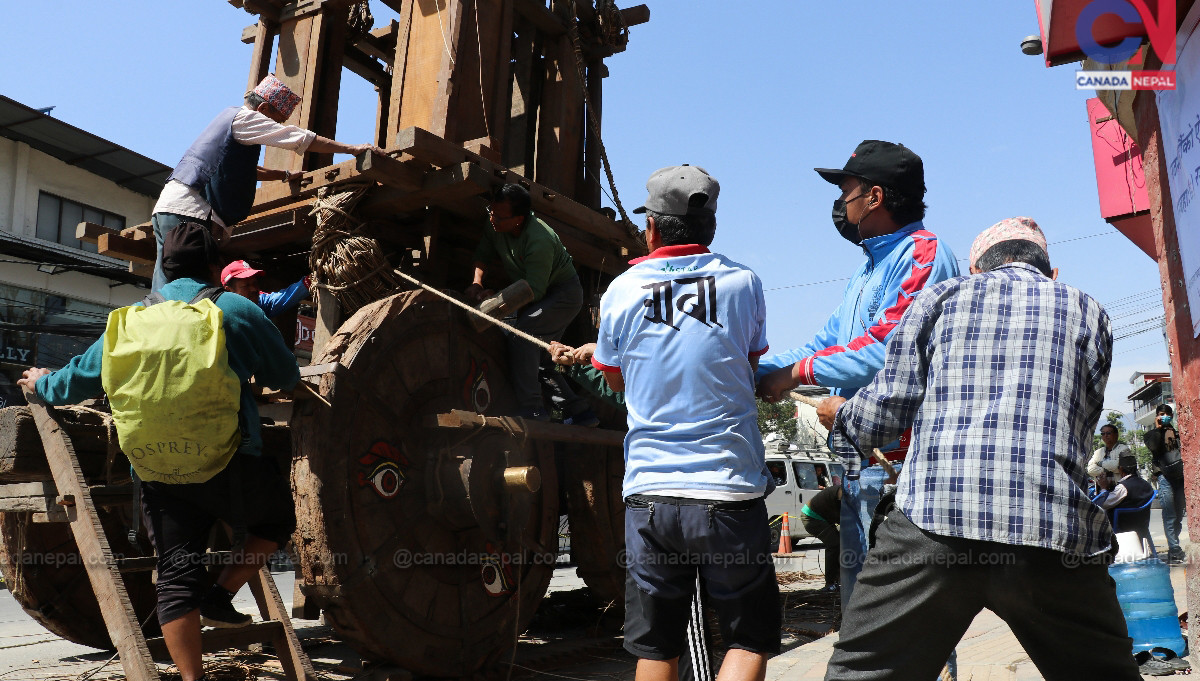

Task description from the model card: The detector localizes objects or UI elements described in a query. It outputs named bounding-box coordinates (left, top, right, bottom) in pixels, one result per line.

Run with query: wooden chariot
left=0, top=0, right=648, bottom=678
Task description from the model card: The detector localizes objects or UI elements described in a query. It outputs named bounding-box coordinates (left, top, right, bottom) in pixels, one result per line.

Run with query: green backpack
left=100, top=288, right=241, bottom=484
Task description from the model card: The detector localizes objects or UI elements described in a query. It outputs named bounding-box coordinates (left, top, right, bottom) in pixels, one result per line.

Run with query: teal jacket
left=36, top=277, right=300, bottom=457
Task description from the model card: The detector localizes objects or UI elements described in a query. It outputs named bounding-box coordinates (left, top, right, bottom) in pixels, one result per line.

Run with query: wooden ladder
left=20, top=393, right=317, bottom=681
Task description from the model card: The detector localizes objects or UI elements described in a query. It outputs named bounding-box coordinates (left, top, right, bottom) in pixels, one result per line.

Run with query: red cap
left=220, top=260, right=264, bottom=286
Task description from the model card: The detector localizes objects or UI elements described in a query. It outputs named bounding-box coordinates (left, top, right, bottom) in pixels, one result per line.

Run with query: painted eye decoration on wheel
left=462, top=357, right=492, bottom=412
left=356, top=440, right=409, bottom=500
left=481, top=541, right=515, bottom=596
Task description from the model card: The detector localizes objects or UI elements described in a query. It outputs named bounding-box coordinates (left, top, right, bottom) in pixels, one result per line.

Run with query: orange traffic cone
left=778, top=512, right=793, bottom=554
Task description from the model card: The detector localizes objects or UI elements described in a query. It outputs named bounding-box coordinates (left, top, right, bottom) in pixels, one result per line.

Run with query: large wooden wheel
left=292, top=290, right=559, bottom=677
left=0, top=507, right=159, bottom=649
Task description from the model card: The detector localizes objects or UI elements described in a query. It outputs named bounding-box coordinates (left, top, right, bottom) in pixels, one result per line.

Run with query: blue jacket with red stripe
left=758, top=222, right=958, bottom=399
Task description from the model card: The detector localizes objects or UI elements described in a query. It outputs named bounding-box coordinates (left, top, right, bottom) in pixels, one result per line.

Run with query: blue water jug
left=1109, top=558, right=1186, bottom=656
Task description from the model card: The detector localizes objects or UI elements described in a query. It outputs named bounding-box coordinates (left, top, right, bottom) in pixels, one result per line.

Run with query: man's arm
left=233, top=109, right=384, bottom=157
left=24, top=337, right=106, bottom=405
left=224, top=296, right=300, bottom=391
left=306, top=136, right=384, bottom=157
left=258, top=278, right=310, bottom=318
left=762, top=235, right=957, bottom=396
left=829, top=285, right=940, bottom=466
left=1099, top=483, right=1128, bottom=510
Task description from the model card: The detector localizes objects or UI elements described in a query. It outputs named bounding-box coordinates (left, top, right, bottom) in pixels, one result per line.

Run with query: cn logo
left=1075, top=0, right=1176, bottom=65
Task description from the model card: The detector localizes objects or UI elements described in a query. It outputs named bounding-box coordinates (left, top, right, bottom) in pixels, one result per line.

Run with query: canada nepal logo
left=1075, top=0, right=1176, bottom=91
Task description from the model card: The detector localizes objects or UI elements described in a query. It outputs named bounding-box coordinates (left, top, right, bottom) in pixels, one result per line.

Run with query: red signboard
left=1036, top=0, right=1174, bottom=67
left=296, top=315, right=315, bottom=352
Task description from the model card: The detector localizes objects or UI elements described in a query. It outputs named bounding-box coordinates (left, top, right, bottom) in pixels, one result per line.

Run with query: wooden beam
left=23, top=393, right=160, bottom=681
left=393, top=126, right=639, bottom=251
left=250, top=150, right=426, bottom=211
left=245, top=564, right=318, bottom=681
left=513, top=0, right=565, bottom=35
left=98, top=233, right=155, bottom=265
left=620, top=5, right=650, bottom=27
left=357, top=23, right=398, bottom=62
left=246, top=18, right=279, bottom=94
left=312, top=288, right=341, bottom=357
left=344, top=43, right=391, bottom=88
left=430, top=409, right=624, bottom=446
left=0, top=482, right=54, bottom=512
left=76, top=221, right=115, bottom=245
left=383, top=0, right=414, bottom=149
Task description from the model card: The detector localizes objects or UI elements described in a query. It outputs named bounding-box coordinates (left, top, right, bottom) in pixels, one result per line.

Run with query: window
left=35, top=191, right=125, bottom=252
left=792, top=463, right=820, bottom=490
left=766, top=461, right=788, bottom=486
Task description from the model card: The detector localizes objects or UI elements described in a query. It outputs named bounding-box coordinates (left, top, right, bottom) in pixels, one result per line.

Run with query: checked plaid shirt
left=831, top=262, right=1114, bottom=556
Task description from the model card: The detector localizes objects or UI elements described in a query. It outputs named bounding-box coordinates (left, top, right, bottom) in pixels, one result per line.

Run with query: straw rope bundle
left=307, top=184, right=408, bottom=313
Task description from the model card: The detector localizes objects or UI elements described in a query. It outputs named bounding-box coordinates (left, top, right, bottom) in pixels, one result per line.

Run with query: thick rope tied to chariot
left=346, top=0, right=374, bottom=41
left=307, top=185, right=408, bottom=313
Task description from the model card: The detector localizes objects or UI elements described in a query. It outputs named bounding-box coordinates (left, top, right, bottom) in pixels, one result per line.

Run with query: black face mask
left=832, top=198, right=862, bottom=245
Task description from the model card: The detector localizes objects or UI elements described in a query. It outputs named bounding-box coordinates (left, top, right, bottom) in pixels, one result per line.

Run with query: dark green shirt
left=473, top=213, right=576, bottom=301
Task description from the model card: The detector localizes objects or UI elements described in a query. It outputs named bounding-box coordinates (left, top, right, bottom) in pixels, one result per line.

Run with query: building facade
left=0, top=94, right=169, bottom=407
left=1129, top=370, right=1174, bottom=429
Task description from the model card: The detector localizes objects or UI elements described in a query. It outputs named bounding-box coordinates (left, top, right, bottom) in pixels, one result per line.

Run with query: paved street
left=0, top=513, right=1188, bottom=680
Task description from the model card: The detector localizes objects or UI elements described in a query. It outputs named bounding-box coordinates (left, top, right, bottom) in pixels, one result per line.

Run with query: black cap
left=161, top=221, right=220, bottom=283
left=815, top=140, right=926, bottom=199
left=1118, top=455, right=1138, bottom=470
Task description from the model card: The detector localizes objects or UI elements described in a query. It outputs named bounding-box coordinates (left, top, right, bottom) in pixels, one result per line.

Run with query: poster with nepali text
left=1158, top=4, right=1200, bottom=337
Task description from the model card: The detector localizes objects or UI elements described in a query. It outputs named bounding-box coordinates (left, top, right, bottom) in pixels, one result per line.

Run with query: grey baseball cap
left=632, top=165, right=719, bottom=216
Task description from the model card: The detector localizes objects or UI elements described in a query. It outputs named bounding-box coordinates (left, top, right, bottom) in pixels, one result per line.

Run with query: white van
left=764, top=446, right=844, bottom=544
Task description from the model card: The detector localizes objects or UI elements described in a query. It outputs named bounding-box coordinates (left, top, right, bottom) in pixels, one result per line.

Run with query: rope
left=391, top=268, right=553, bottom=352
left=346, top=0, right=374, bottom=41
left=307, top=185, right=408, bottom=313
left=563, top=0, right=638, bottom=239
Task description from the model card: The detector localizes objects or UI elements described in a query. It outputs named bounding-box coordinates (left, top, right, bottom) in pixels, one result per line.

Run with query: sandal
left=1151, top=647, right=1192, bottom=673
left=1137, top=650, right=1178, bottom=676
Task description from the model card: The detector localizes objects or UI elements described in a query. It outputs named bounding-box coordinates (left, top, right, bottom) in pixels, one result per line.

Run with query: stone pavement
left=767, top=511, right=1191, bottom=681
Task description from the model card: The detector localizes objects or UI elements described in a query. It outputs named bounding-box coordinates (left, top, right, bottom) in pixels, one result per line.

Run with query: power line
left=765, top=231, right=1119, bottom=293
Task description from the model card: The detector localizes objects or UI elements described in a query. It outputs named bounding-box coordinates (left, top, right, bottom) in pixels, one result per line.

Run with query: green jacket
left=474, top=213, right=576, bottom=301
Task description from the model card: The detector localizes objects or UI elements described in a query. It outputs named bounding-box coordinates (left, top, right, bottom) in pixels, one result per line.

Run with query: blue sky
left=0, top=2, right=1169, bottom=416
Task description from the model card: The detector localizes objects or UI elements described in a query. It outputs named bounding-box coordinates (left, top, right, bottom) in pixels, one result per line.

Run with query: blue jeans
left=1159, top=475, right=1186, bottom=556
left=840, top=464, right=898, bottom=609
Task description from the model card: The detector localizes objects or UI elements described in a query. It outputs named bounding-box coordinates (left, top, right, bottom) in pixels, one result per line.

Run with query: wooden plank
left=395, top=0, right=458, bottom=138
left=504, top=17, right=535, bottom=174
left=430, top=409, right=624, bottom=446
left=358, top=21, right=399, bottom=62
left=250, top=151, right=426, bottom=211
left=394, top=126, right=639, bottom=250
left=344, top=42, right=391, bottom=88
left=513, top=0, right=565, bottom=36
left=146, top=620, right=284, bottom=659
left=582, top=61, right=603, bottom=209
left=129, top=262, right=152, bottom=279
left=246, top=18, right=279, bottom=95
left=98, top=233, right=155, bottom=265
left=246, top=565, right=318, bottom=681
left=0, top=481, right=53, bottom=512
left=383, top=0, right=414, bottom=148
left=535, top=20, right=584, bottom=201
left=120, top=222, right=153, bottom=239
left=76, top=221, right=115, bottom=245
left=357, top=161, right=492, bottom=218
left=312, top=288, right=341, bottom=357
left=426, top=0, right=465, bottom=140
left=22, top=392, right=160, bottom=681
left=621, top=4, right=651, bottom=27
